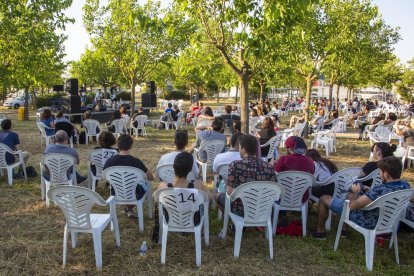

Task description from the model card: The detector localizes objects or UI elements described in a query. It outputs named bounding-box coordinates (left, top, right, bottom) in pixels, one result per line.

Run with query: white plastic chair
left=154, top=188, right=209, bottom=267
left=367, top=125, right=392, bottom=145
left=87, top=149, right=118, bottom=191
left=36, top=122, right=55, bottom=146
left=311, top=130, right=335, bottom=156
left=130, top=115, right=147, bottom=137
left=212, top=163, right=231, bottom=215
left=402, top=146, right=414, bottom=169
left=102, top=166, right=152, bottom=232
left=193, top=140, right=227, bottom=183
left=0, top=143, right=27, bottom=185
left=334, top=189, right=413, bottom=271
left=357, top=169, right=382, bottom=189
left=160, top=112, right=174, bottom=130
left=156, top=164, right=196, bottom=184
left=83, top=119, right=101, bottom=145
left=310, top=167, right=362, bottom=231
left=107, top=119, right=126, bottom=137
left=272, top=171, right=315, bottom=237
left=174, top=112, right=184, bottom=130
left=47, top=186, right=120, bottom=268
left=220, top=181, right=282, bottom=259
left=41, top=153, right=77, bottom=206
left=260, top=134, right=282, bottom=162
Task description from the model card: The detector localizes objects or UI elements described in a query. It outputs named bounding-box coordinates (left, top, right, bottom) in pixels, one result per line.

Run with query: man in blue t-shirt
left=0, top=119, right=30, bottom=171
left=313, top=156, right=411, bottom=239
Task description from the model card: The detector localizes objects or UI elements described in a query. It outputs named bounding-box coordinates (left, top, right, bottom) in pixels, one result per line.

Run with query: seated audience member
left=54, top=111, right=78, bottom=139
left=218, top=105, right=240, bottom=134
left=233, top=120, right=241, bottom=133
left=348, top=104, right=369, bottom=126
left=0, top=119, right=31, bottom=176
left=216, top=134, right=276, bottom=215
left=186, top=102, right=200, bottom=124
left=189, top=119, right=227, bottom=162
left=275, top=136, right=315, bottom=174
left=231, top=105, right=239, bottom=114
left=256, top=106, right=266, bottom=121
left=131, top=107, right=147, bottom=133
left=305, top=149, right=338, bottom=198
left=405, top=197, right=414, bottom=223
left=43, top=130, right=87, bottom=183
left=271, top=101, right=280, bottom=112
left=41, top=108, right=55, bottom=136
left=157, top=130, right=199, bottom=180
left=171, top=105, right=180, bottom=121
left=271, top=114, right=280, bottom=131
left=104, top=134, right=154, bottom=218
left=165, top=103, right=173, bottom=113
left=313, top=156, right=411, bottom=239
left=120, top=105, right=130, bottom=123
left=195, top=106, right=215, bottom=130
left=359, top=142, right=397, bottom=187
left=256, top=117, right=277, bottom=157
left=107, top=110, right=122, bottom=133
left=213, top=132, right=243, bottom=173
left=95, top=131, right=117, bottom=150
left=358, top=113, right=386, bottom=140
left=322, top=110, right=338, bottom=129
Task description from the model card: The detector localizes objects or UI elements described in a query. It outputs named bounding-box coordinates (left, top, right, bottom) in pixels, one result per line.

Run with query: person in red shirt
left=275, top=136, right=315, bottom=174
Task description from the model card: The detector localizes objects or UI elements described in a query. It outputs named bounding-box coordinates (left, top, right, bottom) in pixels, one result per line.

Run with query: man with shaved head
left=43, top=130, right=87, bottom=183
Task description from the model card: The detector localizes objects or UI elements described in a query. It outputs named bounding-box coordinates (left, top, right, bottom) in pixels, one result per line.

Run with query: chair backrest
left=36, top=122, right=49, bottom=137
left=110, top=119, right=126, bottom=134
left=42, top=153, right=77, bottom=183
left=156, top=188, right=207, bottom=228
left=216, top=163, right=231, bottom=182
left=373, top=125, right=392, bottom=140
left=55, top=122, right=74, bottom=138
left=276, top=171, right=314, bottom=207
left=199, top=139, right=227, bottom=164
left=89, top=149, right=119, bottom=178
left=156, top=164, right=196, bottom=183
left=102, top=166, right=147, bottom=202
left=133, top=115, right=147, bottom=128
left=230, top=181, right=283, bottom=223
left=362, top=189, right=413, bottom=232
left=293, top=122, right=305, bottom=137
left=264, top=134, right=282, bottom=160
left=330, top=167, right=363, bottom=200
left=48, top=186, right=107, bottom=230
left=0, top=143, right=14, bottom=167
left=176, top=112, right=184, bottom=121
left=83, top=119, right=101, bottom=135
left=358, top=168, right=382, bottom=189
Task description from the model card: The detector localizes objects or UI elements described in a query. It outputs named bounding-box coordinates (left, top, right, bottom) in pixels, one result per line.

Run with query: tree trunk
left=335, top=85, right=340, bottom=111
left=32, top=87, right=38, bottom=110
left=103, top=85, right=108, bottom=99
left=216, top=87, right=220, bottom=103
left=303, top=77, right=313, bottom=138
left=239, top=73, right=249, bottom=134
left=24, top=86, right=29, bottom=120
left=235, top=85, right=238, bottom=104
left=130, top=79, right=136, bottom=117
left=328, top=84, right=333, bottom=111
left=259, top=82, right=264, bottom=103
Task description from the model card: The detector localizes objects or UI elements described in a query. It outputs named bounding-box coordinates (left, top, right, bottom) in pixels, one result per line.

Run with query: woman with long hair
left=41, top=109, right=55, bottom=136
left=256, top=117, right=276, bottom=157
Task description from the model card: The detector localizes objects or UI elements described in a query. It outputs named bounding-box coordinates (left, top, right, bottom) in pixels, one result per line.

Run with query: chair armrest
left=341, top=199, right=351, bottom=221
left=105, top=196, right=115, bottom=205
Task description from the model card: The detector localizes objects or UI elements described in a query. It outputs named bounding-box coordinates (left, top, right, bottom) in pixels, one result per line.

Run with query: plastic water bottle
left=139, top=241, right=147, bottom=257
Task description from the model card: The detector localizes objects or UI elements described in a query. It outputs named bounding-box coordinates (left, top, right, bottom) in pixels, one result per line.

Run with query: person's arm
left=349, top=194, right=372, bottom=210
left=157, top=182, right=168, bottom=191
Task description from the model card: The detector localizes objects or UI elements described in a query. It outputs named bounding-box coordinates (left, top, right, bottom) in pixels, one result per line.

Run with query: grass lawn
left=1, top=100, right=414, bottom=275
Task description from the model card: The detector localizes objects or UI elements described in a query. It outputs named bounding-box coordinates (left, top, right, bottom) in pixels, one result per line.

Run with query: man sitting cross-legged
left=216, top=135, right=276, bottom=216
left=313, top=156, right=411, bottom=240
left=156, top=130, right=199, bottom=180
left=104, top=134, right=154, bottom=218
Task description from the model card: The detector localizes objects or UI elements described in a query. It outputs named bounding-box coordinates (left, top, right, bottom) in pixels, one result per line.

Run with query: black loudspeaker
left=70, top=95, right=82, bottom=123
left=150, top=93, right=157, bottom=107
left=66, top=78, right=79, bottom=96
left=146, top=81, right=156, bottom=93
left=141, top=93, right=151, bottom=107
left=53, top=85, right=64, bottom=92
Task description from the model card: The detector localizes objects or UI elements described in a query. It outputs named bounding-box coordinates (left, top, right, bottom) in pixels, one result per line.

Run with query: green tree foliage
left=396, top=58, right=414, bottom=100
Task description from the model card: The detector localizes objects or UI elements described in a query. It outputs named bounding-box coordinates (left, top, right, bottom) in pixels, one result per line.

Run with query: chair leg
left=195, top=228, right=202, bottom=267
left=203, top=206, right=210, bottom=245
left=92, top=231, right=103, bottom=268
left=71, top=231, right=77, bottom=248
left=161, top=225, right=168, bottom=264
left=233, top=222, right=244, bottom=258
left=392, top=230, right=400, bottom=265
left=146, top=188, right=153, bottom=219
left=267, top=220, right=274, bottom=259
left=45, top=182, right=51, bottom=207
left=7, top=167, right=13, bottom=186
left=301, top=203, right=308, bottom=237
left=202, top=164, right=207, bottom=183
left=63, top=226, right=68, bottom=267
left=272, top=205, right=280, bottom=235
left=364, top=232, right=375, bottom=271
left=325, top=211, right=332, bottom=231
left=112, top=216, right=121, bottom=247
left=137, top=204, right=144, bottom=232
left=334, top=218, right=344, bottom=251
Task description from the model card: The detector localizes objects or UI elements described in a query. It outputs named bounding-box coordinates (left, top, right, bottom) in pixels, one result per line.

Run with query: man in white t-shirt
left=156, top=130, right=199, bottom=179
left=213, top=132, right=243, bottom=173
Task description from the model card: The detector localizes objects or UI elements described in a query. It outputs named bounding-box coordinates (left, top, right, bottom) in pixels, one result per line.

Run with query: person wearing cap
left=274, top=136, right=315, bottom=174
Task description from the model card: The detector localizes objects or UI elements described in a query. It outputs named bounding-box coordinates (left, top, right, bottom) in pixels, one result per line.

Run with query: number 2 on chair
left=178, top=193, right=196, bottom=203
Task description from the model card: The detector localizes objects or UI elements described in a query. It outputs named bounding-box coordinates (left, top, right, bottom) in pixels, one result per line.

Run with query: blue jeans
left=330, top=198, right=345, bottom=215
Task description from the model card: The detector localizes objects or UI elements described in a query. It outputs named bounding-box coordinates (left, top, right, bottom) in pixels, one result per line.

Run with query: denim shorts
left=330, top=198, right=345, bottom=215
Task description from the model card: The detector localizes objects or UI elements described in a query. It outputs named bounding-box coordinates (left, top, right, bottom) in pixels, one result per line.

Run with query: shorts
left=330, top=198, right=345, bottom=215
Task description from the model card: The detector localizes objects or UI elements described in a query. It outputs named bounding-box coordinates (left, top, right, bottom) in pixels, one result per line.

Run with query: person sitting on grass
left=103, top=134, right=154, bottom=218
left=312, top=156, right=411, bottom=240
left=0, top=119, right=31, bottom=178
left=157, top=130, right=199, bottom=181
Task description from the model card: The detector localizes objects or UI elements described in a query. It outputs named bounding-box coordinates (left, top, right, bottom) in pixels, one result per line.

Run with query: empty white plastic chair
left=334, top=189, right=413, bottom=271
left=272, top=171, right=315, bottom=237
left=310, top=167, right=362, bottom=231
left=193, top=140, right=227, bottom=183
left=41, top=153, right=77, bottom=206
left=154, top=188, right=209, bottom=266
left=260, top=134, right=282, bottom=162
left=0, top=143, right=27, bottom=185
left=311, top=130, right=335, bottom=156
left=220, top=181, right=282, bottom=259
left=36, top=122, right=55, bottom=146
left=102, top=166, right=152, bottom=232
left=87, top=149, right=118, bottom=191
left=130, top=115, right=148, bottom=137
left=48, top=186, right=120, bottom=268
left=83, top=119, right=101, bottom=144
